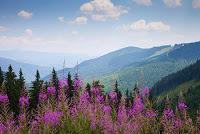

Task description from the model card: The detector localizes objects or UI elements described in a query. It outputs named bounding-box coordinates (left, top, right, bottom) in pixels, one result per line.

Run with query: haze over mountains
left=44, top=41, right=200, bottom=91
left=1, top=41, right=200, bottom=89
left=0, top=50, right=92, bottom=82
left=0, top=50, right=92, bottom=69
left=0, top=57, right=51, bottom=81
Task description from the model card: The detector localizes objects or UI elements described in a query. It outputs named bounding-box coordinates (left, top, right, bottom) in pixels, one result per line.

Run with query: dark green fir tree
left=0, top=66, right=4, bottom=87
left=5, top=65, right=19, bottom=116
left=51, top=68, right=59, bottom=98
left=29, top=70, right=43, bottom=110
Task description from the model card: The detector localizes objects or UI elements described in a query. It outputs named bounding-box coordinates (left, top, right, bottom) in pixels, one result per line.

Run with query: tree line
left=0, top=65, right=71, bottom=117
left=151, top=59, right=200, bottom=96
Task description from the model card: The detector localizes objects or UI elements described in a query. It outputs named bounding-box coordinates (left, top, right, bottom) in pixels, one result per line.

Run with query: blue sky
left=0, top=0, right=200, bottom=56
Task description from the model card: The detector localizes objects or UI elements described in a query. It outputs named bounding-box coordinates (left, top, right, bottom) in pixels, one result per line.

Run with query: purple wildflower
left=108, top=91, right=117, bottom=100
left=43, top=111, right=63, bottom=126
left=18, top=113, right=26, bottom=122
left=19, top=96, right=29, bottom=107
left=103, top=105, right=112, bottom=113
left=47, top=87, right=56, bottom=95
left=91, top=87, right=101, bottom=95
left=0, top=123, right=6, bottom=133
left=0, top=94, right=9, bottom=103
left=174, top=118, right=183, bottom=129
left=163, top=108, right=174, bottom=119
left=178, top=102, right=187, bottom=111
left=39, top=92, right=47, bottom=102
left=96, top=95, right=104, bottom=103
left=146, top=109, right=157, bottom=118
left=59, top=79, right=68, bottom=89
left=74, top=78, right=83, bottom=90
left=131, top=95, right=144, bottom=114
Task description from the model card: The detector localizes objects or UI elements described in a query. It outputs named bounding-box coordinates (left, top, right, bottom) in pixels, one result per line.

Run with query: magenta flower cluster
left=43, top=111, right=63, bottom=126
left=0, top=94, right=9, bottom=103
left=0, top=77, right=199, bottom=133
left=19, top=96, right=29, bottom=107
left=178, top=101, right=187, bottom=111
left=47, top=87, right=56, bottom=95
left=39, top=92, right=48, bottom=102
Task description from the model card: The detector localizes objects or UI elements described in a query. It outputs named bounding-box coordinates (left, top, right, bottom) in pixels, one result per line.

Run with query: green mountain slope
left=44, top=41, right=200, bottom=92
left=152, top=60, right=200, bottom=96
left=151, top=60, right=200, bottom=119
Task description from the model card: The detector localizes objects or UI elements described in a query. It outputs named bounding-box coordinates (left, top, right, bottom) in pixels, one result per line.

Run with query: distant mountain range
left=1, top=41, right=200, bottom=89
left=0, top=50, right=92, bottom=69
left=0, top=57, right=51, bottom=82
left=44, top=41, right=200, bottom=92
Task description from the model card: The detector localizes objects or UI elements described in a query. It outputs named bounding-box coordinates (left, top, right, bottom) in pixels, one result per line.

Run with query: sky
left=0, top=0, right=200, bottom=57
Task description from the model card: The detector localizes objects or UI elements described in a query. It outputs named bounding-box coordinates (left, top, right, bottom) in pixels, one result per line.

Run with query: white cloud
left=71, top=16, right=88, bottom=25
left=80, top=0, right=127, bottom=21
left=0, top=26, right=7, bottom=32
left=120, top=19, right=171, bottom=32
left=58, top=16, right=88, bottom=25
left=17, top=10, right=33, bottom=19
left=58, top=16, right=66, bottom=23
left=163, top=0, right=182, bottom=7
left=192, top=0, right=200, bottom=8
left=133, top=0, right=152, bottom=6
left=25, top=29, right=33, bottom=36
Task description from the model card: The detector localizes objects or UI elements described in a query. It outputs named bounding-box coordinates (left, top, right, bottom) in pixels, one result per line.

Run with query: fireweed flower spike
left=0, top=94, right=9, bottom=104
left=43, top=111, right=63, bottom=127
left=39, top=92, right=48, bottom=102
left=0, top=80, right=199, bottom=133
left=0, top=123, right=6, bottom=133
left=178, top=101, right=187, bottom=111
left=19, top=96, right=29, bottom=107
left=47, top=87, right=56, bottom=95
left=59, top=79, right=68, bottom=89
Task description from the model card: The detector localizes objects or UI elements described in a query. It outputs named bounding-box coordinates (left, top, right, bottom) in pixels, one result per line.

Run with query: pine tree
left=29, top=70, right=43, bottom=110
left=5, top=65, right=19, bottom=116
left=114, top=80, right=122, bottom=111
left=0, top=66, right=4, bottom=87
left=17, top=68, right=25, bottom=94
left=86, top=83, right=91, bottom=97
left=125, top=89, right=130, bottom=108
left=67, top=72, right=74, bottom=101
left=51, top=68, right=59, bottom=98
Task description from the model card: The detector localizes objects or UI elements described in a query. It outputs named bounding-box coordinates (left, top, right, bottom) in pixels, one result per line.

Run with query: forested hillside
left=152, top=60, right=200, bottom=96
left=44, top=41, right=200, bottom=92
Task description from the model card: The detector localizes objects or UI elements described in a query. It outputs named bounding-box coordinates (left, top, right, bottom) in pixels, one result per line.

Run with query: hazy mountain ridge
left=0, top=57, right=51, bottom=82
left=43, top=45, right=171, bottom=81
left=0, top=50, right=92, bottom=69
left=44, top=41, right=200, bottom=91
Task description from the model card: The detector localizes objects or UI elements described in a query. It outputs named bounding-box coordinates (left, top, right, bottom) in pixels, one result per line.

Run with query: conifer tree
left=0, top=66, right=4, bottom=87
left=67, top=72, right=74, bottom=101
left=51, top=68, right=59, bottom=98
left=86, top=83, right=91, bottom=97
left=125, top=89, right=130, bottom=108
left=114, top=80, right=122, bottom=111
left=29, top=70, right=43, bottom=110
left=5, top=65, right=19, bottom=116
left=17, top=68, right=25, bottom=93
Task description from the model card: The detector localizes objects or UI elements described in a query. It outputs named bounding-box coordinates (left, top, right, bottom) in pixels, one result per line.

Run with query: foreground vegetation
left=0, top=65, right=200, bottom=133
